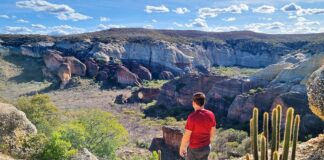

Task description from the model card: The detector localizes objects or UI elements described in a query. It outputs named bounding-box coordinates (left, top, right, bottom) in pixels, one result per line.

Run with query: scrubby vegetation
left=7, top=94, right=129, bottom=160
left=211, top=66, right=260, bottom=77
left=142, top=80, right=169, bottom=88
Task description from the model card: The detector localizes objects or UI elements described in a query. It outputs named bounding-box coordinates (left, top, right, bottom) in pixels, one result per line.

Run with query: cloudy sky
left=0, top=0, right=324, bottom=35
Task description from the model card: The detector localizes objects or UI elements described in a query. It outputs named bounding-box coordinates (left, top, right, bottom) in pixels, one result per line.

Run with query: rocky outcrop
left=43, top=50, right=86, bottom=88
left=96, top=71, right=108, bottom=81
left=130, top=88, right=160, bottom=103
left=272, top=54, right=324, bottom=84
left=157, top=74, right=266, bottom=109
left=162, top=126, right=183, bottom=152
left=116, top=65, right=141, bottom=86
left=159, top=71, right=174, bottom=80
left=270, top=92, right=324, bottom=137
left=227, top=84, right=291, bottom=123
left=150, top=126, right=183, bottom=160
left=128, top=63, right=152, bottom=81
left=57, top=63, right=72, bottom=89
left=251, top=62, right=294, bottom=82
left=0, top=102, right=37, bottom=156
left=64, top=56, right=86, bottom=76
left=71, top=148, right=98, bottom=160
left=85, top=59, right=99, bottom=78
left=307, top=65, right=324, bottom=120
left=295, top=134, right=324, bottom=160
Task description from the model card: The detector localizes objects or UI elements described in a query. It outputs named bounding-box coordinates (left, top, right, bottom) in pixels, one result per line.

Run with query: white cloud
left=31, top=24, right=46, bottom=29
left=281, top=3, right=302, bottom=12
left=97, top=24, right=126, bottom=30
left=4, top=26, right=32, bottom=34
left=222, top=17, right=236, bottom=22
left=152, top=19, right=157, bottom=23
left=0, top=15, right=10, bottom=19
left=173, top=22, right=183, bottom=27
left=173, top=7, right=190, bottom=14
left=281, top=3, right=324, bottom=16
left=198, top=4, right=248, bottom=18
left=143, top=24, right=153, bottom=29
left=253, top=5, right=276, bottom=13
left=100, top=17, right=109, bottom=22
left=296, top=8, right=324, bottom=16
left=17, top=19, right=29, bottom=23
left=205, top=26, right=239, bottom=32
left=245, top=22, right=284, bottom=32
left=185, top=18, right=208, bottom=28
left=145, top=5, right=169, bottom=13
left=259, top=17, right=272, bottom=21
left=16, top=0, right=91, bottom=21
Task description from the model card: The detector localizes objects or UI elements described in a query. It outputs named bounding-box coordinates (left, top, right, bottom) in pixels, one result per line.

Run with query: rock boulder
left=307, top=65, right=324, bottom=120
left=159, top=71, right=174, bottom=80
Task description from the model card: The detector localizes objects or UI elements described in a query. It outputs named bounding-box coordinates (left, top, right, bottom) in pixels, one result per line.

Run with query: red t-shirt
left=185, top=109, right=216, bottom=148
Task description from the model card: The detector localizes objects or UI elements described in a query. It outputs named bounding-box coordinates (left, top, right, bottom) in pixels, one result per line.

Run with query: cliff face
left=1, top=29, right=323, bottom=75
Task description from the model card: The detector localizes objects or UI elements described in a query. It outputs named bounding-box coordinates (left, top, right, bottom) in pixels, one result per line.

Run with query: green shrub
left=72, top=109, right=128, bottom=159
left=40, top=132, right=77, bottom=160
left=16, top=94, right=59, bottom=135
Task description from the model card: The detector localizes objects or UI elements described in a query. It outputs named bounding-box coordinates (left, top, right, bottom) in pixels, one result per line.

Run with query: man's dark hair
left=193, top=92, right=206, bottom=106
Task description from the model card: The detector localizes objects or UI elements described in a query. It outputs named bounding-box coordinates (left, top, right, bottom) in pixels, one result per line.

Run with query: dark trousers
left=186, top=145, right=210, bottom=160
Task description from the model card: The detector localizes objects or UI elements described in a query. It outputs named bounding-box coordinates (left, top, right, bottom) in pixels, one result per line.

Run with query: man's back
left=185, top=109, right=216, bottom=148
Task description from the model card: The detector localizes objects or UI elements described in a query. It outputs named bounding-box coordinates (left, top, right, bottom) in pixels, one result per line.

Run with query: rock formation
left=307, top=65, right=324, bottom=120
left=295, top=134, right=324, bottom=160
left=159, top=71, right=174, bottom=80
left=43, top=50, right=86, bottom=88
left=116, top=65, right=141, bottom=86
left=0, top=102, right=37, bottom=156
left=128, top=88, right=160, bottom=103
left=128, top=63, right=152, bottom=81
left=150, top=126, right=183, bottom=160
left=85, top=59, right=99, bottom=78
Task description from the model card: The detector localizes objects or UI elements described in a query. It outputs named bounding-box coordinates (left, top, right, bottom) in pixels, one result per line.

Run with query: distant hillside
left=1, top=28, right=324, bottom=46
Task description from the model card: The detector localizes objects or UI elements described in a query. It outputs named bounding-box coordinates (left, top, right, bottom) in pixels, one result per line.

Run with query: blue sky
left=0, top=0, right=323, bottom=35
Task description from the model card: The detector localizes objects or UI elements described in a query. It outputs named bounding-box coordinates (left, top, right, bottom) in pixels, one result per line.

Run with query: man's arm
left=179, top=129, right=192, bottom=157
left=210, top=127, right=216, bottom=142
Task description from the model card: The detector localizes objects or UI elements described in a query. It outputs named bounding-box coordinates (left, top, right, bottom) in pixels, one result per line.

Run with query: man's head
left=192, top=92, right=206, bottom=110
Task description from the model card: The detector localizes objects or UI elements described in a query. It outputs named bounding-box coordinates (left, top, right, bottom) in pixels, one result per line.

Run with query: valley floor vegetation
left=0, top=94, right=253, bottom=160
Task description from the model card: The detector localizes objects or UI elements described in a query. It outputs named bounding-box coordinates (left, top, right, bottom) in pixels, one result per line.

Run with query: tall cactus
left=250, top=119, right=254, bottom=151
left=273, top=151, right=279, bottom=160
left=263, top=112, right=269, bottom=160
left=291, top=115, right=300, bottom=160
left=282, top=108, right=294, bottom=160
left=252, top=108, right=259, bottom=160
left=276, top=105, right=282, bottom=151
left=245, top=154, right=250, bottom=160
left=158, top=150, right=162, bottom=160
left=271, top=108, right=278, bottom=160
left=261, top=135, right=266, bottom=160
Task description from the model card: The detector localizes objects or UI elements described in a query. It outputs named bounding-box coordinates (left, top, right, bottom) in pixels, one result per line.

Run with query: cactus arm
left=291, top=115, right=300, bottom=160
left=263, top=112, right=269, bottom=160
left=253, top=108, right=259, bottom=160
left=261, top=135, right=266, bottom=160
left=282, top=108, right=294, bottom=160
left=271, top=108, right=278, bottom=160
left=276, top=105, right=282, bottom=151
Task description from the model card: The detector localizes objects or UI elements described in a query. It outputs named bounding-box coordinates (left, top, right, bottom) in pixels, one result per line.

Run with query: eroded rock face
left=162, top=126, right=183, bottom=152
left=296, top=134, right=324, bottom=160
left=272, top=54, right=324, bottom=84
left=129, top=88, right=160, bottom=103
left=64, top=56, right=86, bottom=76
left=271, top=92, right=324, bottom=137
left=251, top=62, right=294, bottom=82
left=307, top=65, right=324, bottom=120
left=84, top=59, right=99, bottom=78
left=0, top=103, right=37, bottom=156
left=129, top=63, right=152, bottom=81
left=159, top=71, right=174, bottom=80
left=71, top=148, right=98, bottom=160
left=116, top=65, right=141, bottom=86
left=57, top=63, right=72, bottom=89
left=227, top=84, right=291, bottom=123
left=43, top=50, right=87, bottom=88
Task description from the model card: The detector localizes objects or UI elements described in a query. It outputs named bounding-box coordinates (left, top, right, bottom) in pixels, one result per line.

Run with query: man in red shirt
left=179, top=92, right=216, bottom=160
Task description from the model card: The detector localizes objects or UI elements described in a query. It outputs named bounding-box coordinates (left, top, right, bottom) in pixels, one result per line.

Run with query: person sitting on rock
left=179, top=92, right=216, bottom=160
